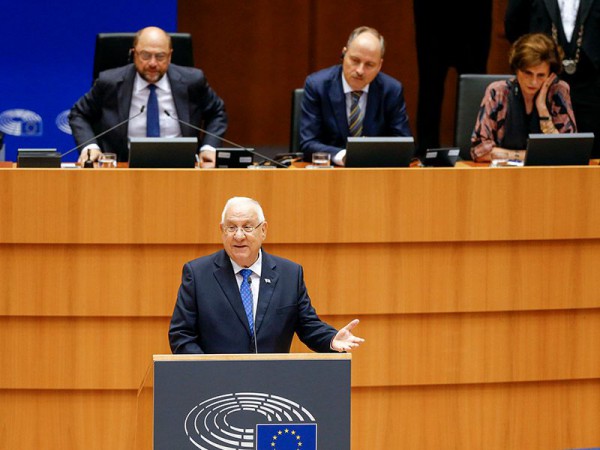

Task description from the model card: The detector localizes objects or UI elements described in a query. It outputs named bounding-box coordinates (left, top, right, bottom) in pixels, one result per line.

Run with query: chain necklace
left=553, top=22, right=584, bottom=75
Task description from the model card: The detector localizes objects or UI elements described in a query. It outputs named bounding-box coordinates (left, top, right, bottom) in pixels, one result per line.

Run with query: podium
left=135, top=354, right=351, bottom=450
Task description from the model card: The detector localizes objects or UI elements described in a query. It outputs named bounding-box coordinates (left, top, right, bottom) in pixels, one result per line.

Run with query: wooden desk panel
left=352, top=380, right=600, bottom=449
left=2, top=309, right=599, bottom=390
left=2, top=167, right=600, bottom=244
left=0, top=390, right=135, bottom=450
left=2, top=240, right=600, bottom=317
left=1, top=167, right=599, bottom=450
left=3, top=380, right=597, bottom=450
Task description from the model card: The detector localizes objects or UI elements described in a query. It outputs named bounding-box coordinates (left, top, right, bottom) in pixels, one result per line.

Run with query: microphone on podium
left=163, top=110, right=287, bottom=168
left=62, top=106, right=146, bottom=161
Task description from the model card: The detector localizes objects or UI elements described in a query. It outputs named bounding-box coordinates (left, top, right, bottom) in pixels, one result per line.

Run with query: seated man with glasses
left=169, top=196, right=364, bottom=354
left=69, top=26, right=227, bottom=166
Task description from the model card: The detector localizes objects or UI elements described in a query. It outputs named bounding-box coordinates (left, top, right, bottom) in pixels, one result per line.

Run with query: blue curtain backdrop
left=0, top=0, right=177, bottom=162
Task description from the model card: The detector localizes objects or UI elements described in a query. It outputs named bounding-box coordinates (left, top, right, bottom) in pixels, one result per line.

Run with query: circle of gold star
left=270, top=428, right=303, bottom=448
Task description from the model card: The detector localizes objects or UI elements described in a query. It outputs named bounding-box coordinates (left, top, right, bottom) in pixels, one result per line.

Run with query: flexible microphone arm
left=164, top=110, right=287, bottom=168
left=62, top=106, right=146, bottom=159
left=248, top=277, right=258, bottom=354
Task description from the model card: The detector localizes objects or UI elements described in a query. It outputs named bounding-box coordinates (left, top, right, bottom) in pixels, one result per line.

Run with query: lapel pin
left=264, top=278, right=271, bottom=284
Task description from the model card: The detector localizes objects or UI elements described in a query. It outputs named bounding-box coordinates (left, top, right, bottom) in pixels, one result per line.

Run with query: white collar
left=342, top=72, right=370, bottom=95
left=230, top=249, right=263, bottom=277
left=133, top=72, right=171, bottom=94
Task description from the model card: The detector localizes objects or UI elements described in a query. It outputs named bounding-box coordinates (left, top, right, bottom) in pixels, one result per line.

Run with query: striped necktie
left=349, top=90, right=363, bottom=137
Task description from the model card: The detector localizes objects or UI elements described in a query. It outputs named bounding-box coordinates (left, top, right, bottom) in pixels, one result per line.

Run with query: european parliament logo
left=255, top=424, right=316, bottom=450
left=0, top=109, right=43, bottom=136
left=55, top=109, right=72, bottom=135
left=184, top=392, right=318, bottom=450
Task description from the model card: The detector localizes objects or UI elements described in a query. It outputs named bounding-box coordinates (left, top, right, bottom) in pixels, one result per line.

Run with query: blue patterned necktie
left=146, top=84, right=160, bottom=137
left=239, top=269, right=255, bottom=336
left=349, top=90, right=363, bottom=137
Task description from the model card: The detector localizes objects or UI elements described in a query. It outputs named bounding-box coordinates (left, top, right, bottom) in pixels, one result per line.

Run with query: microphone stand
left=164, top=110, right=287, bottom=168
left=62, top=106, right=146, bottom=161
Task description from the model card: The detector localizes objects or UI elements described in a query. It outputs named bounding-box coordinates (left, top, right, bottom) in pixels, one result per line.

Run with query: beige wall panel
left=3, top=310, right=599, bottom=389
left=0, top=390, right=135, bottom=450
left=302, top=309, right=600, bottom=386
left=3, top=380, right=598, bottom=450
left=351, top=380, right=600, bottom=450
left=2, top=168, right=600, bottom=244
left=2, top=240, right=600, bottom=317
left=0, top=317, right=171, bottom=390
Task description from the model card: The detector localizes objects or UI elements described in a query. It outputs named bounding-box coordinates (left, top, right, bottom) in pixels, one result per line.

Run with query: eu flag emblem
left=256, top=424, right=317, bottom=450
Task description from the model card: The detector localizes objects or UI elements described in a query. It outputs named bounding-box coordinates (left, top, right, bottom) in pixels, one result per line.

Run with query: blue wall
left=0, top=0, right=177, bottom=161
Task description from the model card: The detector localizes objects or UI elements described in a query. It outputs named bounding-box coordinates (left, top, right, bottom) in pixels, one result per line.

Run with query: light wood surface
left=2, top=311, right=599, bottom=390
left=2, top=240, right=600, bottom=317
left=0, top=390, right=136, bottom=450
left=2, top=167, right=600, bottom=244
left=1, top=167, right=599, bottom=450
left=152, top=352, right=351, bottom=361
left=352, top=380, right=600, bottom=449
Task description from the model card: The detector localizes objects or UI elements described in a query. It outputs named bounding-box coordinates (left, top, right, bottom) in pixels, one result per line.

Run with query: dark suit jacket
left=299, top=65, right=412, bottom=160
left=169, top=249, right=338, bottom=354
left=505, top=0, right=600, bottom=71
left=69, top=64, right=228, bottom=161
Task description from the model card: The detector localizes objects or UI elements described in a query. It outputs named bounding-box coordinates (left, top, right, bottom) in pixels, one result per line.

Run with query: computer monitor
left=345, top=137, right=415, bottom=168
left=524, top=133, right=594, bottom=166
left=215, top=148, right=255, bottom=168
left=422, top=147, right=460, bottom=167
left=128, top=137, right=197, bottom=168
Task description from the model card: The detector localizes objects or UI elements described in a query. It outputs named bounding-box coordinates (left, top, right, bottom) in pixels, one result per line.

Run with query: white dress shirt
left=558, top=0, right=581, bottom=42
left=128, top=73, right=182, bottom=138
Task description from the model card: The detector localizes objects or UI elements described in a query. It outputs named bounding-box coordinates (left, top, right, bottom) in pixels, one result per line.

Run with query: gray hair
left=221, top=197, right=266, bottom=223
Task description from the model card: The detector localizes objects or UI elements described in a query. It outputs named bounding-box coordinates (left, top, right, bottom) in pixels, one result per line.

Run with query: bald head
left=133, top=26, right=172, bottom=49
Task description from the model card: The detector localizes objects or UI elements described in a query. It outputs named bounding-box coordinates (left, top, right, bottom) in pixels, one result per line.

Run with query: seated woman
left=471, top=33, right=577, bottom=162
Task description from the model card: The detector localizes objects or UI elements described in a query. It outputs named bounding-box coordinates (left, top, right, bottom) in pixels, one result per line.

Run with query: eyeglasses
left=135, top=50, right=169, bottom=62
left=222, top=222, right=264, bottom=235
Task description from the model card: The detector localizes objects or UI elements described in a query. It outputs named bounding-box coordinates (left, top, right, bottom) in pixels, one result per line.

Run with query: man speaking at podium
left=169, top=197, right=364, bottom=354
left=69, top=26, right=227, bottom=165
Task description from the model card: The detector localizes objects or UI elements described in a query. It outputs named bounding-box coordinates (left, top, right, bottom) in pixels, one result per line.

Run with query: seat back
left=92, top=32, right=194, bottom=82
left=454, top=74, right=512, bottom=160
left=289, top=88, right=304, bottom=152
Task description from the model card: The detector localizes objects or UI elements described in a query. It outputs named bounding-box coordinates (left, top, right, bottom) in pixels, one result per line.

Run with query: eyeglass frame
left=221, top=222, right=265, bottom=235
left=134, top=50, right=171, bottom=63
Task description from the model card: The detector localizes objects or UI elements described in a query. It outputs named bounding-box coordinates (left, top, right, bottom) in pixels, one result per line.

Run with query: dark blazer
left=505, top=0, right=600, bottom=71
left=299, top=65, right=411, bottom=160
left=169, top=249, right=338, bottom=354
left=69, top=64, right=228, bottom=161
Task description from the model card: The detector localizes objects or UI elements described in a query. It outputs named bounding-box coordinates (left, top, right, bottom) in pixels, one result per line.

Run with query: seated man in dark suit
left=69, top=26, right=227, bottom=166
left=169, top=196, right=364, bottom=354
left=300, top=26, right=412, bottom=166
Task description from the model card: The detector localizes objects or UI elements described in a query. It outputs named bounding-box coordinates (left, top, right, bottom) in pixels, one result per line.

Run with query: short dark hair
left=347, top=26, right=385, bottom=57
left=509, top=32, right=564, bottom=74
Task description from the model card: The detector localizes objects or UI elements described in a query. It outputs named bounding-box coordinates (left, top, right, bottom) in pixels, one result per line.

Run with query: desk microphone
left=163, top=110, right=287, bottom=168
left=83, top=149, right=94, bottom=168
left=62, top=106, right=146, bottom=160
